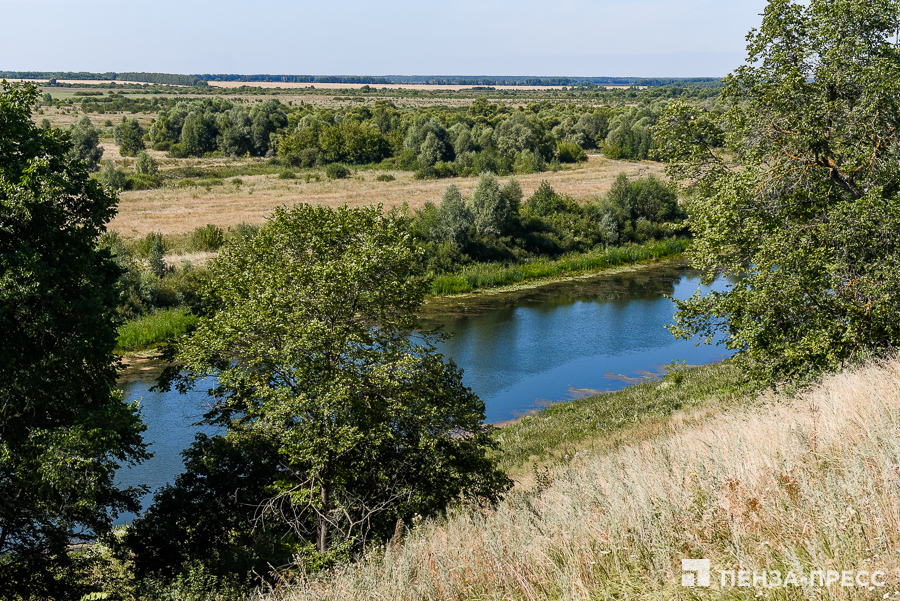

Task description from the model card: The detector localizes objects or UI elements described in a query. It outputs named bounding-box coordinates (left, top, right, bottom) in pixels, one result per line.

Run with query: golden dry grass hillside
left=253, top=356, right=900, bottom=601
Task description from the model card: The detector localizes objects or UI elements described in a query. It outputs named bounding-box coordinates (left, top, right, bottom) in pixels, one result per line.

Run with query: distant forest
left=0, top=71, right=723, bottom=88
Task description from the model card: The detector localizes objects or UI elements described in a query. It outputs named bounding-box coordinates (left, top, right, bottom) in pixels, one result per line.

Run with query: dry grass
left=110, top=157, right=664, bottom=239
left=255, top=356, right=900, bottom=600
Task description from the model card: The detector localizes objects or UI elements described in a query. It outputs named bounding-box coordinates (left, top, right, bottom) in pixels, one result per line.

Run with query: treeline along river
left=116, top=260, right=733, bottom=518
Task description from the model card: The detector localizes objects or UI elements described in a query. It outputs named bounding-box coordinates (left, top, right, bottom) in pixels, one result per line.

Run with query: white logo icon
left=682, top=559, right=711, bottom=587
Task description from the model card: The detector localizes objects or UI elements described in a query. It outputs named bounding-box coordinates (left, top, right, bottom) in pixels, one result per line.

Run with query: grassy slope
left=258, top=356, right=900, bottom=600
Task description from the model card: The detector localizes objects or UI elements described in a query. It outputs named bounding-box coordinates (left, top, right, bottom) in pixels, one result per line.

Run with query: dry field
left=110, top=156, right=664, bottom=239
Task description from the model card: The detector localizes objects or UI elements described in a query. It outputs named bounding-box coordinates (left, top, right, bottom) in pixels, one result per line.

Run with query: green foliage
left=430, top=184, right=472, bottom=247
left=116, top=307, right=198, bottom=352
left=68, top=115, right=104, bottom=171
left=100, top=159, right=128, bottom=190
left=134, top=150, right=158, bottom=175
left=555, top=140, right=586, bottom=163
left=658, top=0, right=900, bottom=380
left=145, top=204, right=510, bottom=576
left=607, top=173, right=682, bottom=223
left=190, top=224, right=225, bottom=252
left=325, top=163, right=350, bottom=179
left=113, top=117, right=145, bottom=156
left=470, top=172, right=513, bottom=236
left=0, top=81, right=148, bottom=599
left=375, top=173, right=395, bottom=182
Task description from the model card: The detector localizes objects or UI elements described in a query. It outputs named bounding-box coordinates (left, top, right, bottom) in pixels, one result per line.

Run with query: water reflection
left=419, top=262, right=733, bottom=422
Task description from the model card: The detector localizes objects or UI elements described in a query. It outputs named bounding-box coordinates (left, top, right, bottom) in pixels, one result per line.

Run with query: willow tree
left=656, top=0, right=900, bottom=379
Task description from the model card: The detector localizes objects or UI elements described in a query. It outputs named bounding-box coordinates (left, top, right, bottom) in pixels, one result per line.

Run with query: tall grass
left=430, top=238, right=690, bottom=296
left=255, top=356, right=900, bottom=600
left=116, top=307, right=197, bottom=352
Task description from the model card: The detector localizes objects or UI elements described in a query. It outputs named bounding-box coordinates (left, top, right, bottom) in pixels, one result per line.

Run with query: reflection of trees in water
left=424, top=263, right=695, bottom=382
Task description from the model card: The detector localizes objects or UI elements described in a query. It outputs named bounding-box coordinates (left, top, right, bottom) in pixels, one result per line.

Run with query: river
left=116, top=260, right=732, bottom=517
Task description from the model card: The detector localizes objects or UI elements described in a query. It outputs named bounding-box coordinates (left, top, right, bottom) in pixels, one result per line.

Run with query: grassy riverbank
left=429, top=238, right=689, bottom=295
left=255, top=355, right=900, bottom=600
left=115, top=240, right=689, bottom=353
left=116, top=307, right=198, bottom=352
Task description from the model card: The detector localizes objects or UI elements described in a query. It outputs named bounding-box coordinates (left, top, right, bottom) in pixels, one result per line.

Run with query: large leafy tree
left=145, top=203, right=509, bottom=571
left=656, top=0, right=900, bottom=379
left=0, top=82, right=148, bottom=597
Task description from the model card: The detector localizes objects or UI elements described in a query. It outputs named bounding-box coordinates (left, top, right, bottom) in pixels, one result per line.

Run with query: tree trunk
left=317, top=474, right=330, bottom=554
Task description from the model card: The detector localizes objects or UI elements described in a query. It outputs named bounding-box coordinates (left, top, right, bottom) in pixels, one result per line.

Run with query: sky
left=1, top=0, right=770, bottom=77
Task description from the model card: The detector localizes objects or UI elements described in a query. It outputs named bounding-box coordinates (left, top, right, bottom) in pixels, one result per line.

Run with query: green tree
left=431, top=183, right=473, bottom=247
left=0, top=82, right=147, bottom=598
left=152, top=204, right=509, bottom=565
left=113, top=116, right=145, bottom=156
left=134, top=150, right=158, bottom=175
left=67, top=115, right=103, bottom=171
left=656, top=0, right=900, bottom=379
left=469, top=172, right=512, bottom=236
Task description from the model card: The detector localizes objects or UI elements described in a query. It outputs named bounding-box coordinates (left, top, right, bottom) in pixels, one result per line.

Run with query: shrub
left=190, top=224, right=225, bottom=252
left=100, top=160, right=127, bottom=190
left=325, top=163, right=350, bottom=180
left=125, top=174, right=161, bottom=191
left=278, top=170, right=296, bottom=179
left=556, top=140, right=586, bottom=163
left=375, top=173, right=395, bottom=182
left=134, top=150, right=158, bottom=175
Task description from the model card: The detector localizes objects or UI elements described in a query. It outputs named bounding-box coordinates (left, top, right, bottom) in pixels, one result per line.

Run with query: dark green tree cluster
left=657, top=0, right=900, bottom=379
left=276, top=97, right=616, bottom=176
left=0, top=82, right=148, bottom=599
left=148, top=97, right=287, bottom=157
left=407, top=172, right=685, bottom=272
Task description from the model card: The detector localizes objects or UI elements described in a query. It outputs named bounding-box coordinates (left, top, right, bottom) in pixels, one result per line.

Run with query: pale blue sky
left=1, top=0, right=769, bottom=77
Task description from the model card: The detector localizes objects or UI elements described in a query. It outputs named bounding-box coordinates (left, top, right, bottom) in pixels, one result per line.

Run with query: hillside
left=255, top=357, right=900, bottom=600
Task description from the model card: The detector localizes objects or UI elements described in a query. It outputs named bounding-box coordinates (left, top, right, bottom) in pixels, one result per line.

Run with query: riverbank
left=115, top=239, right=691, bottom=355
left=254, top=355, right=900, bottom=600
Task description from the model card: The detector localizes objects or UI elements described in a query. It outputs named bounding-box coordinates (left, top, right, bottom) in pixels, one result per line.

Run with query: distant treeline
left=2, top=71, right=723, bottom=89
left=192, top=74, right=724, bottom=88
left=0, top=71, right=207, bottom=86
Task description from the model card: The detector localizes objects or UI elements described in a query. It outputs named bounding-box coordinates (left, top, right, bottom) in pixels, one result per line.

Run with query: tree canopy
left=656, top=0, right=900, bottom=379
left=135, top=203, right=509, bottom=576
left=0, top=81, right=147, bottom=597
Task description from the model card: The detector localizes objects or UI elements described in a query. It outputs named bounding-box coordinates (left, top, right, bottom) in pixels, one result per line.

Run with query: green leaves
left=149, top=202, right=509, bottom=570
left=661, top=0, right=900, bottom=380
left=0, top=81, right=148, bottom=598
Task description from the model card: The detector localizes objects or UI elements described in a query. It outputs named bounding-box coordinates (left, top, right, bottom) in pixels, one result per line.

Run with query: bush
left=278, top=170, right=296, bottom=179
left=100, top=160, right=127, bottom=190
left=556, top=140, right=586, bottom=163
left=375, top=173, right=395, bottom=182
left=190, top=224, right=225, bottom=252
left=325, top=163, right=350, bottom=179
left=134, top=150, right=158, bottom=175
left=126, top=174, right=161, bottom=190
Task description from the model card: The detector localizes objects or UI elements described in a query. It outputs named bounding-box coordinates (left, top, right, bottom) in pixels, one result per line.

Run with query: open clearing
left=110, top=156, right=664, bottom=239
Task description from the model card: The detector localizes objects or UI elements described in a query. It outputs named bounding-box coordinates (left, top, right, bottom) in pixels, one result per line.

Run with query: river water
left=116, top=260, right=732, bottom=516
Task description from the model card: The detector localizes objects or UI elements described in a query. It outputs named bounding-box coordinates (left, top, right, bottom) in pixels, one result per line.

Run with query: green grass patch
left=494, top=359, right=763, bottom=475
left=116, top=307, right=198, bottom=352
left=431, top=238, right=690, bottom=296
